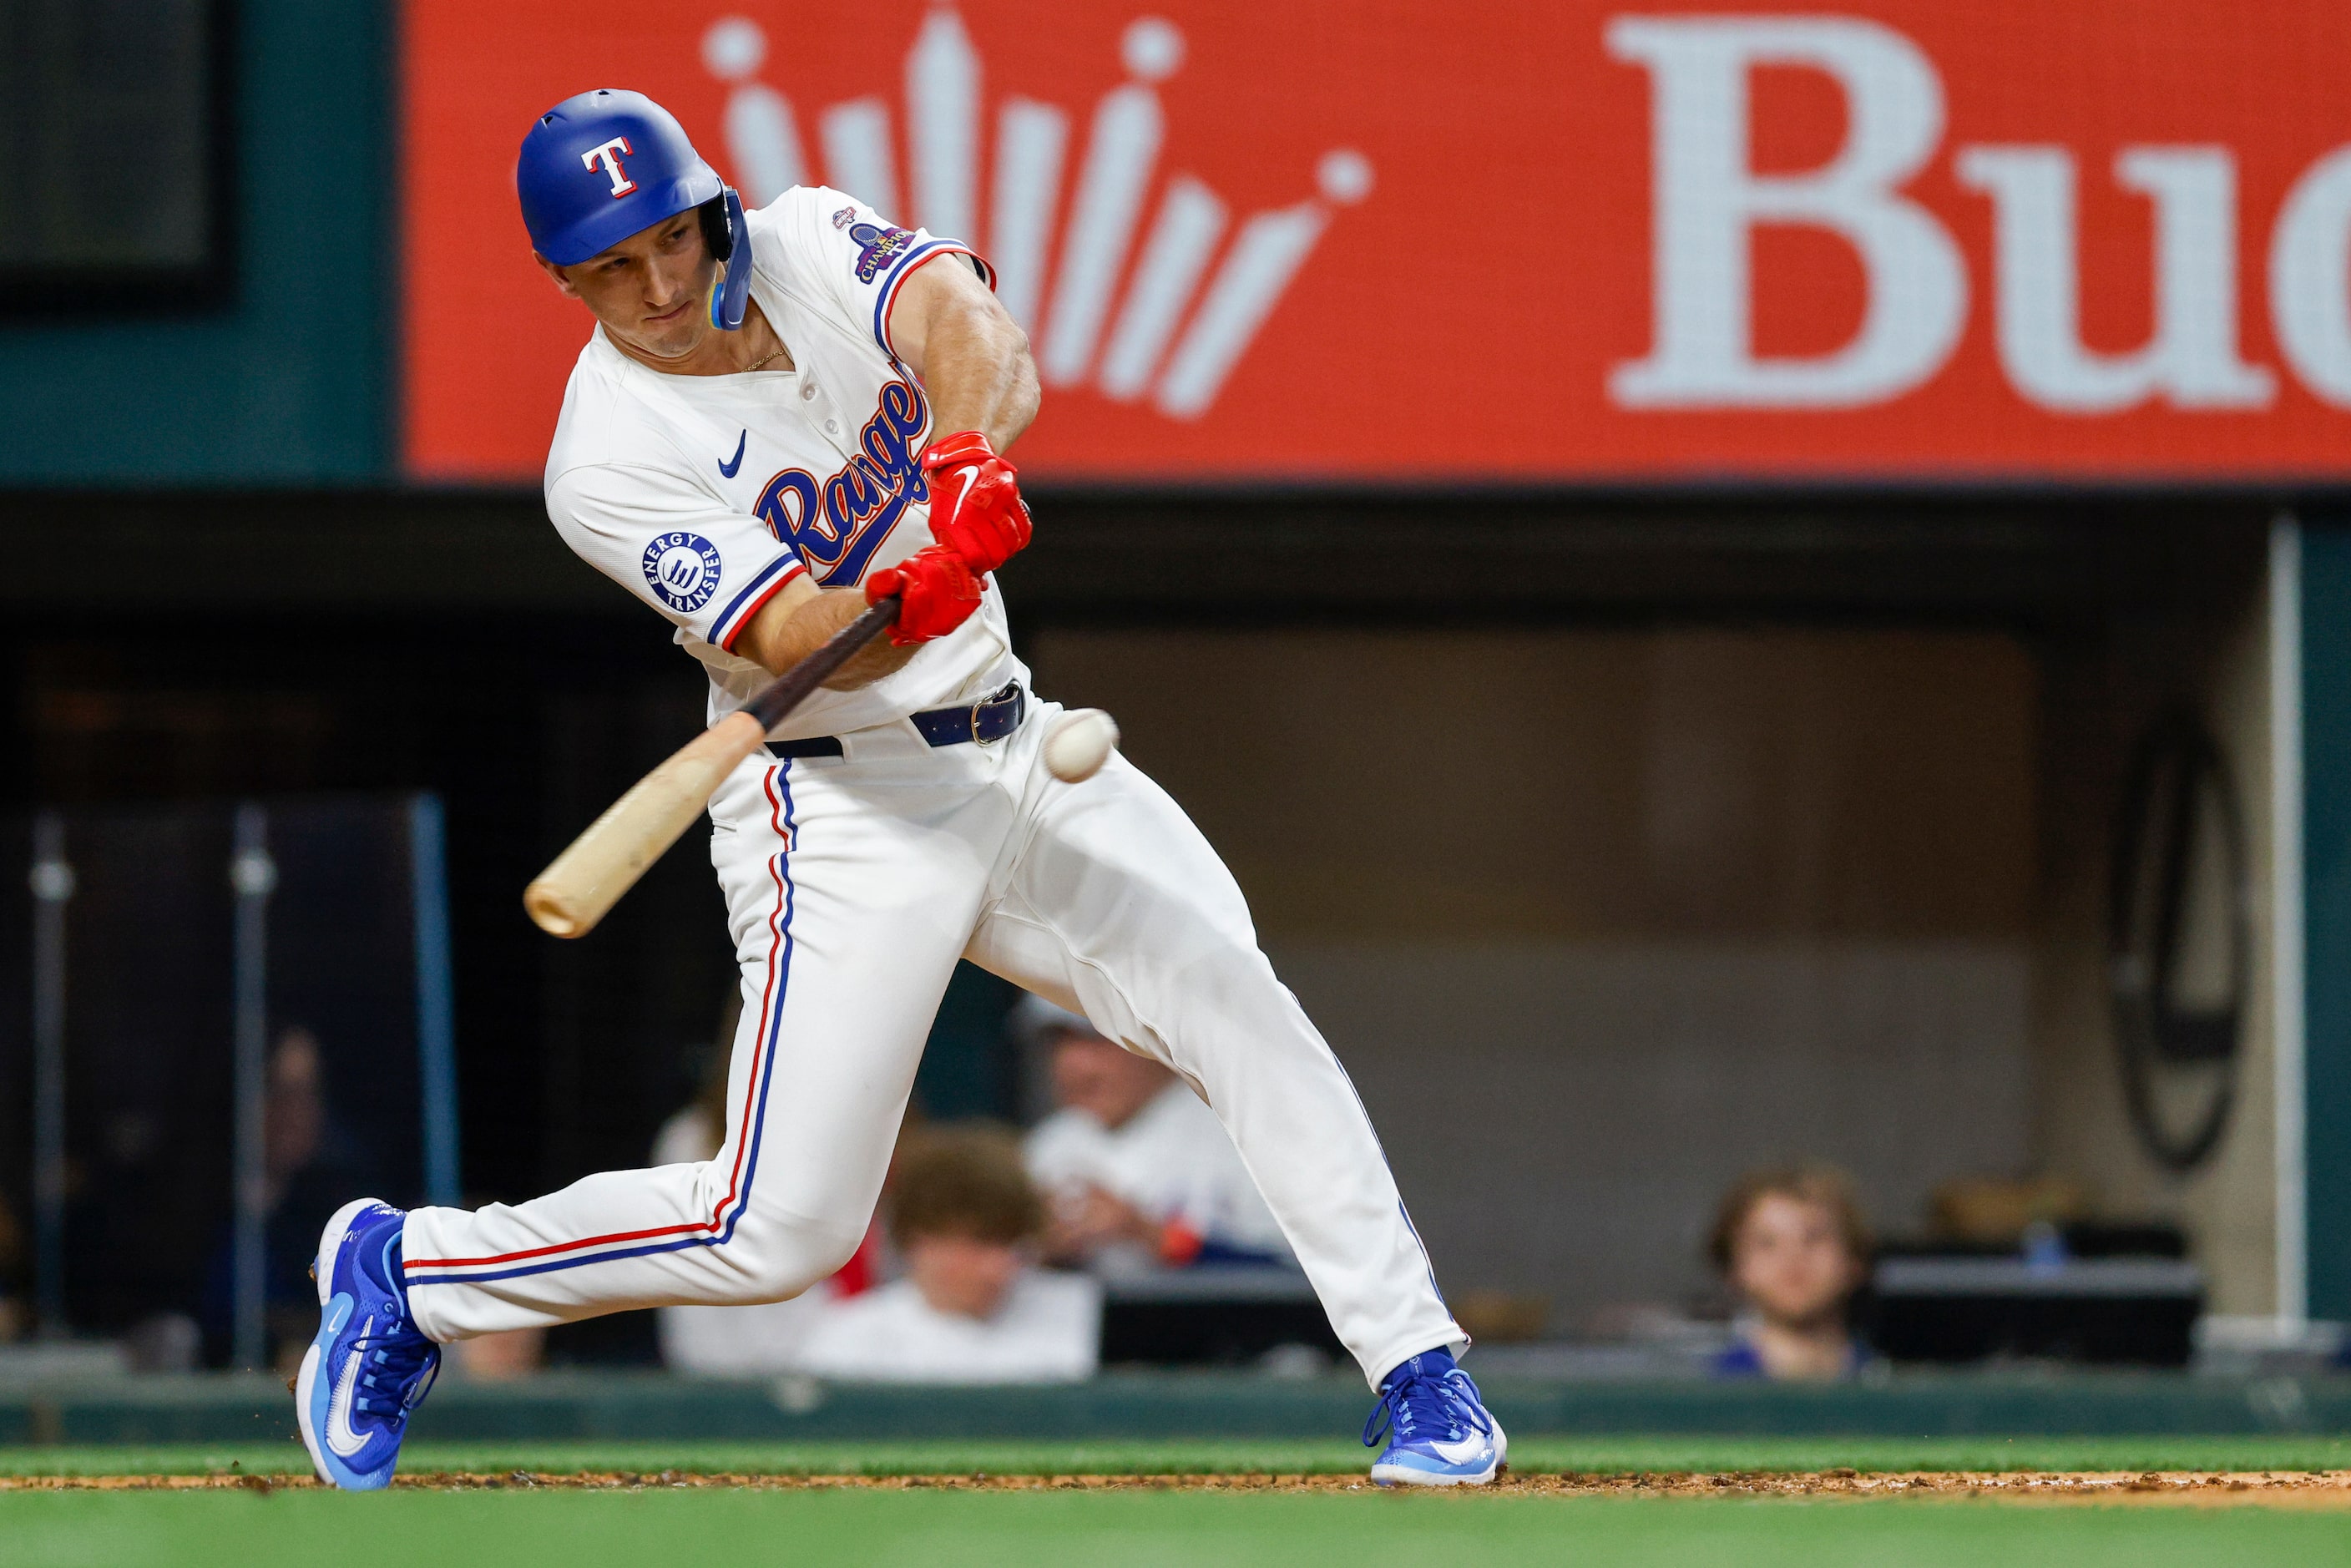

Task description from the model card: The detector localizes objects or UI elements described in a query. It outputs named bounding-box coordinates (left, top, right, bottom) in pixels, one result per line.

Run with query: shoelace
left=348, top=1327, right=440, bottom=1421
left=1361, top=1365, right=1494, bottom=1451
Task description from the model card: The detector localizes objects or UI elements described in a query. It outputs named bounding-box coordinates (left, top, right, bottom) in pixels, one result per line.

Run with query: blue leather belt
left=767, top=682, right=1026, bottom=761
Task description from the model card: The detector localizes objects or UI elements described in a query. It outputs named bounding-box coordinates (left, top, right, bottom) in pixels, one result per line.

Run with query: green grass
left=6, top=1434, right=2351, bottom=1478
left=3, top=1489, right=2348, bottom=1568
left=8, top=1439, right=2350, bottom=1568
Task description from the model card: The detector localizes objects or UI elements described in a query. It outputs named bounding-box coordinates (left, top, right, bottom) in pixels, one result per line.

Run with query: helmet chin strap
left=709, top=187, right=751, bottom=331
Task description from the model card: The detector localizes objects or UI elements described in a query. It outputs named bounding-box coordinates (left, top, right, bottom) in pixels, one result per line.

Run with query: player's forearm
left=819, top=589, right=921, bottom=687
left=737, top=579, right=916, bottom=688
left=915, top=296, right=1039, bottom=452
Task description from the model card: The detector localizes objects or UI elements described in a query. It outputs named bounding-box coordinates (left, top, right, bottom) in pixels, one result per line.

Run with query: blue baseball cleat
left=1362, top=1348, right=1507, bottom=1485
left=296, top=1199, right=441, bottom=1491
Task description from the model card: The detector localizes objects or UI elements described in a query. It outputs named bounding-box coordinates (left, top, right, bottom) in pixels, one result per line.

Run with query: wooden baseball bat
left=523, top=599, right=898, bottom=938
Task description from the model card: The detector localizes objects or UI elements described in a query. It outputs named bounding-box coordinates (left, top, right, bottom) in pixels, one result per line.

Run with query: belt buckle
left=971, top=682, right=1018, bottom=746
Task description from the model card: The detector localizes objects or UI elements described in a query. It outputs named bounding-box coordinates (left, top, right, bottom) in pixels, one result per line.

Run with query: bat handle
left=744, top=596, right=899, bottom=731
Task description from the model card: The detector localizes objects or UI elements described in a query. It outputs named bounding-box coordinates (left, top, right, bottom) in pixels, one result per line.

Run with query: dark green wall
left=0, top=2, right=391, bottom=484
left=2303, top=520, right=2351, bottom=1319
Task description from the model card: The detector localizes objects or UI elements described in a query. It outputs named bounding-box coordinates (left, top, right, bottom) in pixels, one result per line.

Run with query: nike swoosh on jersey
left=325, top=1310, right=375, bottom=1458
left=718, top=430, right=747, bottom=479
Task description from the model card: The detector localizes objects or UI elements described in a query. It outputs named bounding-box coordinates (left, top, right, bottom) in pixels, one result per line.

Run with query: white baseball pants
left=399, top=695, right=1463, bottom=1385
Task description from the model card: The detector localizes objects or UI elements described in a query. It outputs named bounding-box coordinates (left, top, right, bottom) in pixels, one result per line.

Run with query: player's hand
left=867, top=544, right=983, bottom=646
left=1045, top=1185, right=1160, bottom=1257
left=919, top=430, right=1030, bottom=574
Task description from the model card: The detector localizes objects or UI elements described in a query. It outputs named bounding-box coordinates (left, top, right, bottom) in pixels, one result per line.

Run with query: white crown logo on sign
left=703, top=9, right=1372, bottom=420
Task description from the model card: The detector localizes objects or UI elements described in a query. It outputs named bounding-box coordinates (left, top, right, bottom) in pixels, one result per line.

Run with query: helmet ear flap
left=705, top=188, right=751, bottom=331
left=697, top=192, right=735, bottom=263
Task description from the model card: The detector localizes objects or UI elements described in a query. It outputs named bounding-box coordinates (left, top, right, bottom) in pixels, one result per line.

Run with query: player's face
left=538, top=211, right=716, bottom=361
left=1729, top=1194, right=1863, bottom=1332
left=1051, top=1034, right=1169, bottom=1131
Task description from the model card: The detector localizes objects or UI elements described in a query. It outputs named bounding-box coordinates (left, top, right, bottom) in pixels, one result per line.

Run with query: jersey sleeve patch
left=847, top=221, right=923, bottom=283
left=641, top=531, right=725, bottom=613
left=781, top=187, right=992, bottom=357
left=547, top=461, right=806, bottom=650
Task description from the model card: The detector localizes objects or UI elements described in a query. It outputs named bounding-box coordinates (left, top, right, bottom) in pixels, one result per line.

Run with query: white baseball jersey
left=544, top=185, right=1015, bottom=740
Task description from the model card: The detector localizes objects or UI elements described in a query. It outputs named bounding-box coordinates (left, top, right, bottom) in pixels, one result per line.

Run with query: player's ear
left=534, top=251, right=582, bottom=301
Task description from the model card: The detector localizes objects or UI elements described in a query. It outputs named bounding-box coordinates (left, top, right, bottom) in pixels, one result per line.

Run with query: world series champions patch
left=848, top=222, right=918, bottom=283
left=641, top=530, right=724, bottom=612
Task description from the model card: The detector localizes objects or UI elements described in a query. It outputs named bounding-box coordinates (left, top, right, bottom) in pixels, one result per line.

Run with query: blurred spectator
left=453, top=1327, right=546, bottom=1381
left=1017, top=998, right=1292, bottom=1271
left=797, top=1125, right=1099, bottom=1383
left=124, top=1313, right=201, bottom=1373
left=200, top=1026, right=376, bottom=1367
left=0, top=1195, right=23, bottom=1342
left=653, top=991, right=881, bottom=1375
left=1707, top=1164, right=1873, bottom=1381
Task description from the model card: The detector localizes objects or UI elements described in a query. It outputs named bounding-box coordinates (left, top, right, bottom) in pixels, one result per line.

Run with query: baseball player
left=296, top=89, right=1500, bottom=1490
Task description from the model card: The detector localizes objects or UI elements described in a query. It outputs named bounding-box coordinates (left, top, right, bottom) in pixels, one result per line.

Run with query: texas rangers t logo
left=582, top=136, right=636, bottom=196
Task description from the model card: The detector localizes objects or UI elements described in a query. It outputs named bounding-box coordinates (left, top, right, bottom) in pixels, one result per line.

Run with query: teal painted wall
left=0, top=2, right=391, bottom=484
left=2303, top=521, right=2351, bottom=1318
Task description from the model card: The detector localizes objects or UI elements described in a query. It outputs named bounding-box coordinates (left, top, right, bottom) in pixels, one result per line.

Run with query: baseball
left=1044, top=708, right=1120, bottom=782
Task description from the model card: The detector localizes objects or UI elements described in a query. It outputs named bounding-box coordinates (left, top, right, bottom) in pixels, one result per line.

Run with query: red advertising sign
left=404, top=1, right=2351, bottom=481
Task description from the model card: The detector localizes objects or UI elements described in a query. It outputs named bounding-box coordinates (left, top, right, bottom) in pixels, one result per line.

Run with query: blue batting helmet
left=517, top=89, right=751, bottom=330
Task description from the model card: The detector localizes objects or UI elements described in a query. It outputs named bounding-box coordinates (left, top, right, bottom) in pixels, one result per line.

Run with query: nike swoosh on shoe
left=324, top=1313, right=375, bottom=1458
left=1426, top=1434, right=1492, bottom=1465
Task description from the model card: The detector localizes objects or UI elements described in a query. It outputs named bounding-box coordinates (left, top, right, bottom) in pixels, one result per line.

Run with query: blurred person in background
left=1707, top=1164, right=1874, bottom=1381
left=448, top=1321, right=546, bottom=1381
left=200, top=1027, right=375, bottom=1368
left=651, top=991, right=882, bottom=1375
left=797, top=1125, right=1097, bottom=1383
left=0, top=1196, right=23, bottom=1342
left=1018, top=997, right=1292, bottom=1272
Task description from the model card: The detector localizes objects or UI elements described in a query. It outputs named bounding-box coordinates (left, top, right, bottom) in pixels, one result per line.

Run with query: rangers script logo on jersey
left=752, top=377, right=933, bottom=588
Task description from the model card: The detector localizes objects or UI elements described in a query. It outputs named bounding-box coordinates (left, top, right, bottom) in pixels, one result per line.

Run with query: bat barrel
left=523, top=711, right=768, bottom=938
left=523, top=881, right=592, bottom=939
left=521, top=598, right=898, bottom=939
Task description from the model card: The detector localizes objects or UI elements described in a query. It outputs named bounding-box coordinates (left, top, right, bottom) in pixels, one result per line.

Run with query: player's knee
left=721, top=1216, right=864, bottom=1302
left=797, top=1226, right=866, bottom=1284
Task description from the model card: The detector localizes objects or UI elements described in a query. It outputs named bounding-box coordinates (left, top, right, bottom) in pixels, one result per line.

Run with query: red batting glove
left=919, top=429, right=1031, bottom=574
left=867, top=544, right=983, bottom=646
